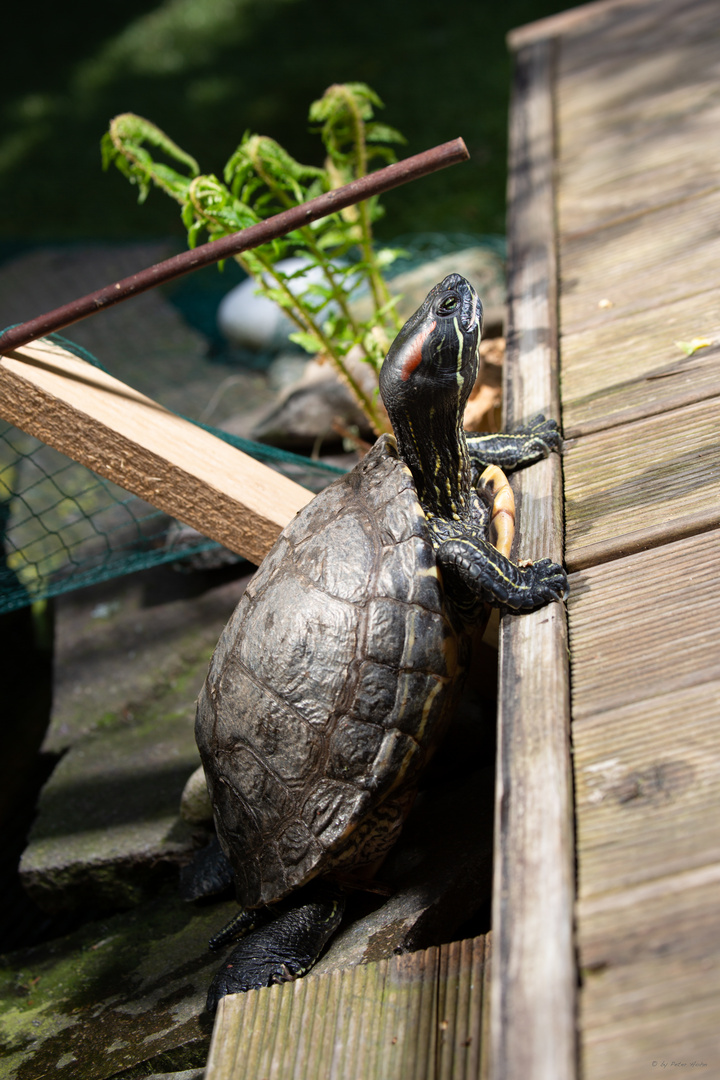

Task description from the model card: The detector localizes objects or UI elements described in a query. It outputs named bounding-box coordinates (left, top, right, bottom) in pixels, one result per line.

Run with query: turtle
left=193, top=273, right=567, bottom=1011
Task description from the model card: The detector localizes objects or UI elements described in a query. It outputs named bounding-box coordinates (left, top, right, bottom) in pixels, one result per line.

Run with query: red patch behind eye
left=400, top=320, right=436, bottom=381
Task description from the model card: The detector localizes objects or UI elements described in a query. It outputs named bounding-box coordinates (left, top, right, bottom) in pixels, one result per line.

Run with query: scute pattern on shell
left=195, top=434, right=470, bottom=908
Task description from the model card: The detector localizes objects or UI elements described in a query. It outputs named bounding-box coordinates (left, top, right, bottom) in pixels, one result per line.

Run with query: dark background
left=1, top=0, right=574, bottom=245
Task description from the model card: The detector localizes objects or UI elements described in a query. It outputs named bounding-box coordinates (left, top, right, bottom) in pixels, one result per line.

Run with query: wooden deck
left=505, top=0, right=720, bottom=1075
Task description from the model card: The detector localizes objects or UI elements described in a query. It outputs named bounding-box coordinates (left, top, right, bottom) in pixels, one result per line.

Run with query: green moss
left=0, top=892, right=234, bottom=1080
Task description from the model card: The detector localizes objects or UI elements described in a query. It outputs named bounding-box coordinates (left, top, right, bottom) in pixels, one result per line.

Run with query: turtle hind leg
left=437, top=536, right=568, bottom=613
left=206, top=885, right=345, bottom=1012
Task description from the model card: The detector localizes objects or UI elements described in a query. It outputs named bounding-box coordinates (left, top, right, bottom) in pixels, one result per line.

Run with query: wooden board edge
left=565, top=509, right=720, bottom=572
left=0, top=337, right=313, bottom=565
left=507, top=0, right=642, bottom=51
left=489, top=38, right=577, bottom=1080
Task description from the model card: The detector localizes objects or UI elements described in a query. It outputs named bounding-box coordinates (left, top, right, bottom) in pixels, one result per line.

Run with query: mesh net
left=0, top=334, right=344, bottom=615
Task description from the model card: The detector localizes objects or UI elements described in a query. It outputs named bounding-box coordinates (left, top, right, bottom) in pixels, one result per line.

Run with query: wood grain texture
left=563, top=395, right=720, bottom=569
left=0, top=337, right=312, bottom=565
left=204, top=936, right=490, bottom=1080
left=560, top=292, right=720, bottom=438
left=507, top=0, right=669, bottom=50
left=567, top=528, right=720, bottom=722
left=533, top=0, right=720, bottom=1073
left=490, top=37, right=576, bottom=1080
left=577, top=864, right=720, bottom=1079
left=559, top=189, right=720, bottom=336
left=573, top=679, right=720, bottom=899
left=555, top=0, right=720, bottom=235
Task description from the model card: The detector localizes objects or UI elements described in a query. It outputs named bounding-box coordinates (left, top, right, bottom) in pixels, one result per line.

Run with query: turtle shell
left=195, top=434, right=470, bottom=909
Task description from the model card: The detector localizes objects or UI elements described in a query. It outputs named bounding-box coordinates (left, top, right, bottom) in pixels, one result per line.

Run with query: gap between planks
left=562, top=394, right=720, bottom=570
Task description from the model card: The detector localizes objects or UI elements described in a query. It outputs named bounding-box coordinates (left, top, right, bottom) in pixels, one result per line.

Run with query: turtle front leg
left=437, top=535, right=568, bottom=614
left=467, top=414, right=561, bottom=480
left=206, top=887, right=344, bottom=1012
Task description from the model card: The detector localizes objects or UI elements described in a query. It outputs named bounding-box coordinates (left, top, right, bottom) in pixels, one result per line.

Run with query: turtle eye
left=437, top=294, right=459, bottom=315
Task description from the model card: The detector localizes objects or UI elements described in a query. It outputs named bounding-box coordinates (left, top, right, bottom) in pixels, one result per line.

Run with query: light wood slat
left=0, top=337, right=312, bottom=565
left=491, top=37, right=576, bottom=1080
left=567, top=529, right=720, bottom=722
left=557, top=124, right=720, bottom=240
left=559, top=188, right=720, bottom=335
left=577, top=864, right=720, bottom=1080
left=560, top=289, right=720, bottom=438
left=563, top=395, right=720, bottom=569
left=573, top=679, right=720, bottom=899
left=204, top=936, right=488, bottom=1080
left=558, top=20, right=720, bottom=128
left=554, top=3, right=720, bottom=235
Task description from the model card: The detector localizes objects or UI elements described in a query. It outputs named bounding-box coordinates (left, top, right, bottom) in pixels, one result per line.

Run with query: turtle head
left=379, top=274, right=482, bottom=422
left=379, top=274, right=482, bottom=520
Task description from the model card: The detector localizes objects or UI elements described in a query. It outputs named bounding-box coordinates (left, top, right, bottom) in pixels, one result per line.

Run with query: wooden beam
left=489, top=38, right=577, bottom=1080
left=507, top=0, right=640, bottom=50
left=0, top=337, right=313, bottom=566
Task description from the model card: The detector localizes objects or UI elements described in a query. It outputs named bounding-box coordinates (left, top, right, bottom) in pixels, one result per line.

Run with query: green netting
left=0, top=333, right=344, bottom=615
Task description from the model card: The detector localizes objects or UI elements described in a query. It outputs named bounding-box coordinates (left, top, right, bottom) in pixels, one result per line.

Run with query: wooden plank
left=490, top=38, right=576, bottom=1080
left=0, top=337, right=312, bottom=565
left=556, top=0, right=720, bottom=123
left=560, top=289, right=720, bottom=438
left=577, top=865, right=720, bottom=1080
left=558, top=188, right=720, bottom=336
left=563, top=395, right=720, bottom=569
left=204, top=936, right=489, bottom=1080
left=554, top=0, right=720, bottom=235
left=573, top=679, right=720, bottom=898
left=567, top=529, right=720, bottom=722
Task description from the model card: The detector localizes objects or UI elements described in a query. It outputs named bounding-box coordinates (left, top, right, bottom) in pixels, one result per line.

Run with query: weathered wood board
left=205, top=936, right=491, bottom=1080
left=559, top=189, right=720, bottom=336
left=490, top=33, right=575, bottom=1080
left=534, top=0, right=720, bottom=1074
left=560, top=294, right=720, bottom=438
left=574, top=677, right=720, bottom=897
left=578, top=864, right=720, bottom=1080
left=554, top=0, right=720, bottom=234
left=563, top=397, right=720, bottom=568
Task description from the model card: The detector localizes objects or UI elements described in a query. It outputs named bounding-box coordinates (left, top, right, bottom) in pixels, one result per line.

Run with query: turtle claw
left=510, top=414, right=563, bottom=458
left=523, top=557, right=569, bottom=608
left=466, top=414, right=562, bottom=473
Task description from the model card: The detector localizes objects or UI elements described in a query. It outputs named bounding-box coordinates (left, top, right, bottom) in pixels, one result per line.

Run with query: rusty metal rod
left=0, top=138, right=469, bottom=355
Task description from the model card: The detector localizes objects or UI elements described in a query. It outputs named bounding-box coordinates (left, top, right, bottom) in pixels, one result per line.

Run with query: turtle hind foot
left=206, top=887, right=345, bottom=1013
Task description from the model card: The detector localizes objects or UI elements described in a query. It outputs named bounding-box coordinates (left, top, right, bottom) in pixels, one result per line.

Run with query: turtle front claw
left=510, top=414, right=563, bottom=458
left=518, top=557, right=569, bottom=609
left=466, top=415, right=562, bottom=473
